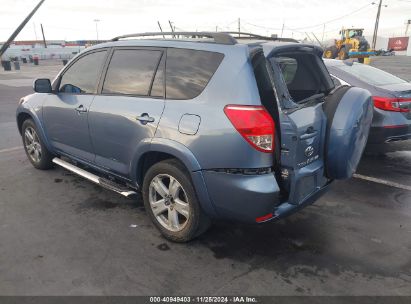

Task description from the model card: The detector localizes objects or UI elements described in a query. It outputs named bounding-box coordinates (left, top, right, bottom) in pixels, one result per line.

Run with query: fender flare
left=129, top=138, right=217, bottom=217
left=16, top=107, right=55, bottom=153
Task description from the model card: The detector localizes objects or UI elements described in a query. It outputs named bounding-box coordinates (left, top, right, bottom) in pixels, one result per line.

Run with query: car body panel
left=325, top=59, right=411, bottom=150
left=43, top=93, right=96, bottom=162
left=89, top=95, right=165, bottom=176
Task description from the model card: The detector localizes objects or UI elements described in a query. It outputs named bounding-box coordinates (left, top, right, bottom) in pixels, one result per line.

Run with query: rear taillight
left=224, top=105, right=275, bottom=153
left=373, top=96, right=411, bottom=113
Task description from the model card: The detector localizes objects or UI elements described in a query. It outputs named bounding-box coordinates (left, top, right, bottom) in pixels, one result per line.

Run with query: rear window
left=270, top=53, right=331, bottom=103
left=166, top=48, right=224, bottom=100
left=337, top=63, right=407, bottom=86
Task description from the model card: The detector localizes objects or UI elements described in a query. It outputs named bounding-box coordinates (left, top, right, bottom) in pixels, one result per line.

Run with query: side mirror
left=33, top=78, right=52, bottom=93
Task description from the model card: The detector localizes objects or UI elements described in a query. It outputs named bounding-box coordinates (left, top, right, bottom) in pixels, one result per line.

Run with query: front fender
left=16, top=97, right=54, bottom=153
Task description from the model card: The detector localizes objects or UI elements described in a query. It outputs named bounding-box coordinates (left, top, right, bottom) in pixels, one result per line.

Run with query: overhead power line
left=287, top=2, right=374, bottom=31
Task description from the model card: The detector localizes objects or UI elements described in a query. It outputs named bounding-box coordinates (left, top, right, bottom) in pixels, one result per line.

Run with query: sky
left=0, top=0, right=410, bottom=42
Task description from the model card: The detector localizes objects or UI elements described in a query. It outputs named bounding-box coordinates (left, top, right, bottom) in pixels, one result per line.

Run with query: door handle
left=136, top=113, right=155, bottom=125
left=75, top=105, right=88, bottom=113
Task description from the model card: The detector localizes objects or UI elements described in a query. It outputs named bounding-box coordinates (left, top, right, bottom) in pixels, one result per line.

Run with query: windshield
left=338, top=63, right=407, bottom=86
left=348, top=29, right=362, bottom=37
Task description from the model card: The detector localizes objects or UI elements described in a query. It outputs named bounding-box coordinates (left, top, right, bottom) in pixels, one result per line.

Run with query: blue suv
left=16, top=32, right=373, bottom=242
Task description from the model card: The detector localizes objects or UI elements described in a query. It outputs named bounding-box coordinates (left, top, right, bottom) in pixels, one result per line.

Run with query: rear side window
left=166, top=48, right=224, bottom=100
left=59, top=50, right=107, bottom=94
left=276, top=57, right=297, bottom=85
left=103, top=49, right=163, bottom=96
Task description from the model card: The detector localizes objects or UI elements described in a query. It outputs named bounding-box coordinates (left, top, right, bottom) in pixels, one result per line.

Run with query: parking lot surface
left=0, top=57, right=410, bottom=295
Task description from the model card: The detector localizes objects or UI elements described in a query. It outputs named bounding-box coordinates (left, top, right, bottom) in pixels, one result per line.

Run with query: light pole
left=94, top=19, right=100, bottom=42
left=371, top=1, right=387, bottom=50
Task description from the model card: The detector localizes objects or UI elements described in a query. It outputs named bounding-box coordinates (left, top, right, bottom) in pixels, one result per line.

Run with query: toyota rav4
left=16, top=32, right=373, bottom=242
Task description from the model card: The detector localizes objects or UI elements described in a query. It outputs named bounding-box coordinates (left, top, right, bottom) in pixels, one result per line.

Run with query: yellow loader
left=323, top=28, right=375, bottom=63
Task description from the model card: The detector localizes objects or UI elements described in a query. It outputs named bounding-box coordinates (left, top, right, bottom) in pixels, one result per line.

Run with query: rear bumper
left=201, top=170, right=330, bottom=223
left=367, top=124, right=411, bottom=144
left=271, top=181, right=332, bottom=220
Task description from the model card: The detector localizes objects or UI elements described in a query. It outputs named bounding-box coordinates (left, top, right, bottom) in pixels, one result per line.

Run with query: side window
left=59, top=50, right=107, bottom=94
left=275, top=57, right=298, bottom=85
left=102, top=49, right=162, bottom=96
left=150, top=54, right=165, bottom=97
left=166, top=48, right=224, bottom=100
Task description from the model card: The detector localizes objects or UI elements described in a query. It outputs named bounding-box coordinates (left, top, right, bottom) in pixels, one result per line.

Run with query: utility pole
left=40, top=23, right=47, bottom=48
left=238, top=18, right=240, bottom=37
left=93, top=19, right=100, bottom=42
left=0, top=0, right=46, bottom=58
left=372, top=0, right=387, bottom=50
left=281, top=22, right=284, bottom=38
left=157, top=21, right=165, bottom=38
left=405, top=20, right=411, bottom=36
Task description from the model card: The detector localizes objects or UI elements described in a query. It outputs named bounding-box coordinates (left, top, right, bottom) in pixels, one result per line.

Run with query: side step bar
left=52, top=157, right=137, bottom=198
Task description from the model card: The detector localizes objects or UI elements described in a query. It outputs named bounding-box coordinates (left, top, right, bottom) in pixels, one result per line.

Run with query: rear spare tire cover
left=324, top=86, right=373, bottom=180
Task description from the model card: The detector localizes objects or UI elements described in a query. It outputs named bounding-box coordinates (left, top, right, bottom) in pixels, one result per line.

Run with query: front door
left=43, top=50, right=108, bottom=162
left=88, top=48, right=165, bottom=176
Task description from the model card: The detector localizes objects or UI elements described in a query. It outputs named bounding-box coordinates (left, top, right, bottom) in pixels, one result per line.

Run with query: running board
left=52, top=157, right=137, bottom=198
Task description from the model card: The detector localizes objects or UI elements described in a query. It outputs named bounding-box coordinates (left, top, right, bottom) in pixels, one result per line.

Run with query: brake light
left=256, top=213, right=274, bottom=223
left=224, top=105, right=275, bottom=153
left=373, top=96, right=411, bottom=113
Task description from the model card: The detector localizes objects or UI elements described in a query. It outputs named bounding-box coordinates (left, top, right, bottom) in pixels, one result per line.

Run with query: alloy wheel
left=149, top=174, right=190, bottom=232
left=24, top=127, right=42, bottom=163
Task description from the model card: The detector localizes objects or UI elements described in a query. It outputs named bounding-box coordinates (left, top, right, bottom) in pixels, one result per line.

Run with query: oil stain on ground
left=196, top=209, right=411, bottom=282
left=75, top=194, right=143, bottom=214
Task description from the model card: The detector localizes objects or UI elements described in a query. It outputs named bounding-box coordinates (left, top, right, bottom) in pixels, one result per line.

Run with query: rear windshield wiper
left=297, top=93, right=325, bottom=105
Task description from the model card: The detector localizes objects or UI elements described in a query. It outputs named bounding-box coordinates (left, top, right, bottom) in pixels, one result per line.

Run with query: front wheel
left=21, top=119, right=54, bottom=170
left=142, top=159, right=210, bottom=242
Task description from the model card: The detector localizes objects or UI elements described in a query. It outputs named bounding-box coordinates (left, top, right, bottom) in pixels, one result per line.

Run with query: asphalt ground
left=0, top=57, right=410, bottom=296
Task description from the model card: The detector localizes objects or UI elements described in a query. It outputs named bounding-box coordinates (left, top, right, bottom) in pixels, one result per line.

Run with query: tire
left=338, top=47, right=349, bottom=60
left=142, top=159, right=210, bottom=242
left=323, top=46, right=338, bottom=59
left=21, top=119, right=54, bottom=170
left=358, top=58, right=365, bottom=64
left=323, top=86, right=373, bottom=179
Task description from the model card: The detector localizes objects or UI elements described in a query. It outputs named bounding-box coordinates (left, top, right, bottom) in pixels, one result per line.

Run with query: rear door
left=88, top=47, right=165, bottom=177
left=264, top=45, right=334, bottom=205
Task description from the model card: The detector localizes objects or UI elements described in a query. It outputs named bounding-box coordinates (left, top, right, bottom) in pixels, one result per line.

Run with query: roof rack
left=111, top=32, right=237, bottom=45
left=223, top=32, right=299, bottom=43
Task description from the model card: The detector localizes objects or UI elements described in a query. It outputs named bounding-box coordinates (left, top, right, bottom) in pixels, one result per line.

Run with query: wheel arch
left=16, top=109, right=54, bottom=153
left=130, top=138, right=217, bottom=217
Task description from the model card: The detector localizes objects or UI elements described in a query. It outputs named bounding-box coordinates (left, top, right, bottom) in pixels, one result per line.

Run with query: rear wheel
left=21, top=119, right=54, bottom=170
left=338, top=47, right=349, bottom=60
left=142, top=159, right=210, bottom=242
